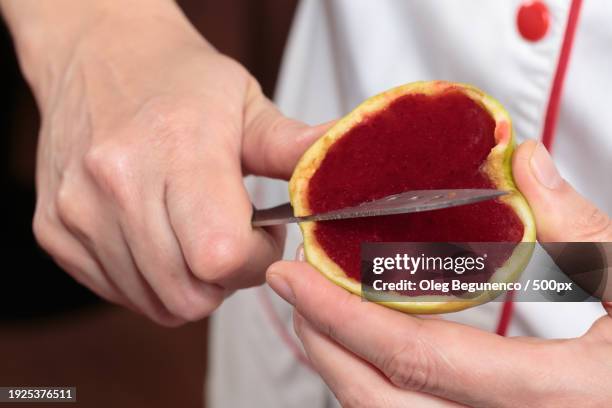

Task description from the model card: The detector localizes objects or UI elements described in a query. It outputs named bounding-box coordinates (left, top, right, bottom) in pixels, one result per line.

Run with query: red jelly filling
left=307, top=92, right=523, bottom=283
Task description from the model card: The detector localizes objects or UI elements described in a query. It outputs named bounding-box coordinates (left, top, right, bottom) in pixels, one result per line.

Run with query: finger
left=55, top=179, right=183, bottom=326
left=294, top=312, right=465, bottom=408
left=120, top=187, right=226, bottom=321
left=34, top=209, right=128, bottom=307
left=512, top=140, right=612, bottom=242
left=294, top=245, right=448, bottom=320
left=100, top=225, right=185, bottom=326
left=268, top=261, right=545, bottom=407
left=242, top=78, right=331, bottom=180
left=166, top=138, right=285, bottom=289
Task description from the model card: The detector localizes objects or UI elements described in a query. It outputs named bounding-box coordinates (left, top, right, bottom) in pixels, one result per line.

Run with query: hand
left=3, top=0, right=326, bottom=325
left=267, top=140, right=612, bottom=407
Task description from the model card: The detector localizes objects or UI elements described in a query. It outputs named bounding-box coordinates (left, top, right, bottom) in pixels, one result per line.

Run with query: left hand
left=267, top=141, right=612, bottom=407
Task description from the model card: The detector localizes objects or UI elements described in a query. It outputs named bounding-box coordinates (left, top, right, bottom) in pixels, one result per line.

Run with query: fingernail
left=268, top=273, right=296, bottom=305
left=530, top=143, right=563, bottom=189
left=295, top=244, right=305, bottom=261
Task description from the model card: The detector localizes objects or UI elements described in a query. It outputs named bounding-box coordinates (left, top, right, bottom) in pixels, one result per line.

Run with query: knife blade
left=251, top=189, right=509, bottom=227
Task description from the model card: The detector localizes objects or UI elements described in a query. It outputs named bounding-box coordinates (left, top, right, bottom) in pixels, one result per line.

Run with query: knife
left=252, top=189, right=508, bottom=227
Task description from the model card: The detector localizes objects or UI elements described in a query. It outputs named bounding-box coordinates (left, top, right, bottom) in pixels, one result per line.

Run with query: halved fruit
left=289, top=81, right=536, bottom=313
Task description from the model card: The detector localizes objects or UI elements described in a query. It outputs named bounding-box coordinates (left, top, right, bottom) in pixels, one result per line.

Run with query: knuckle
left=83, top=145, right=137, bottom=208
left=83, top=144, right=112, bottom=178
left=381, top=337, right=436, bottom=392
left=187, top=232, right=247, bottom=282
left=55, top=180, right=80, bottom=227
left=32, top=207, right=54, bottom=253
left=574, top=207, right=612, bottom=241
left=55, top=180, right=94, bottom=243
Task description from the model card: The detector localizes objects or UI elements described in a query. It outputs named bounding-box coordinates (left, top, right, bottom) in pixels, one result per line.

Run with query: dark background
left=0, top=1, right=297, bottom=406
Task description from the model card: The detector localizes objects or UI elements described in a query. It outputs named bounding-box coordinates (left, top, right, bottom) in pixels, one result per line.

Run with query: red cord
left=257, top=287, right=315, bottom=371
left=496, top=291, right=515, bottom=336
left=541, top=0, right=583, bottom=151
left=498, top=0, right=582, bottom=337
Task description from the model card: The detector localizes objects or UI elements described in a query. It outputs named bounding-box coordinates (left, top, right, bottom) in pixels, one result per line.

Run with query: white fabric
left=207, top=1, right=612, bottom=406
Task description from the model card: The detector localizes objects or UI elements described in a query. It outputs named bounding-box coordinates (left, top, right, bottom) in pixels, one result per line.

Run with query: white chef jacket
left=207, top=1, right=612, bottom=407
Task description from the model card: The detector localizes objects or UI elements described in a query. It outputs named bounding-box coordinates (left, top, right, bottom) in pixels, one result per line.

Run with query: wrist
left=1, top=0, right=199, bottom=103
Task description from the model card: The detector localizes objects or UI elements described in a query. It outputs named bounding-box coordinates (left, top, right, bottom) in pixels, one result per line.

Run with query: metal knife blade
left=251, top=189, right=508, bottom=227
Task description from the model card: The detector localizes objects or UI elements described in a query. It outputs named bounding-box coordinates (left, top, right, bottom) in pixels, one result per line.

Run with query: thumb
left=513, top=140, right=612, bottom=242
left=242, top=79, right=331, bottom=180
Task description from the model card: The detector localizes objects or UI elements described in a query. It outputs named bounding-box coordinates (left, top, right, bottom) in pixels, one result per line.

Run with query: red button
left=517, top=1, right=550, bottom=42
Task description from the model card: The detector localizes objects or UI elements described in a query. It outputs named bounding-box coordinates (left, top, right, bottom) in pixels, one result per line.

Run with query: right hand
left=267, top=141, right=612, bottom=408
left=22, top=1, right=325, bottom=325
